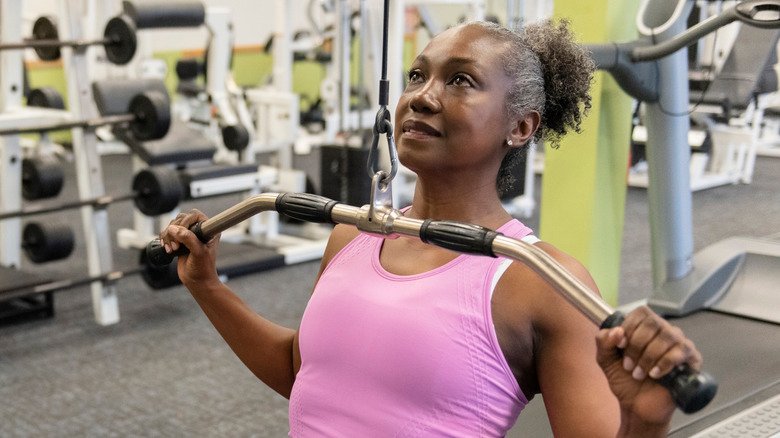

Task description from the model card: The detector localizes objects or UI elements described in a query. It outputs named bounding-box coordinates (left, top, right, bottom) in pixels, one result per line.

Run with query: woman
left=159, top=19, right=703, bottom=437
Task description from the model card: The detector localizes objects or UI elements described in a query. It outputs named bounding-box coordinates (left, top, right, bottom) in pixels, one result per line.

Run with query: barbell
left=0, top=165, right=183, bottom=220
left=0, top=260, right=179, bottom=302
left=0, top=15, right=137, bottom=65
left=0, top=90, right=169, bottom=141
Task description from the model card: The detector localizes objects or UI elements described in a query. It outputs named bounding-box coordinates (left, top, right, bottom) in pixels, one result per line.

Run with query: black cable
left=379, top=0, right=390, bottom=106
left=651, top=19, right=720, bottom=117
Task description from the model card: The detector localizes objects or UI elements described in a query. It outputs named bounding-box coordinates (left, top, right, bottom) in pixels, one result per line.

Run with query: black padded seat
left=93, top=78, right=169, bottom=115
left=690, top=26, right=780, bottom=113
left=92, top=78, right=217, bottom=166
left=115, top=120, right=216, bottom=166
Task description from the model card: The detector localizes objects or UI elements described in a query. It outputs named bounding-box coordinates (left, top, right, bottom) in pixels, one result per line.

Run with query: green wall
left=539, top=1, right=640, bottom=305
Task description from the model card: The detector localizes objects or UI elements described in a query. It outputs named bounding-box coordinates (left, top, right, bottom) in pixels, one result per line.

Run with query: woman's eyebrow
left=411, top=55, right=479, bottom=69
left=444, top=56, right=478, bottom=68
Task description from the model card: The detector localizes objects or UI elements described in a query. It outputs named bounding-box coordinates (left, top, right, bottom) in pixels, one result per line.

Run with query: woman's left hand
left=595, top=306, right=703, bottom=425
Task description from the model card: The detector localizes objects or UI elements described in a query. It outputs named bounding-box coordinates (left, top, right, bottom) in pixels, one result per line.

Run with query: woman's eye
left=408, top=70, right=423, bottom=83
left=450, top=74, right=472, bottom=87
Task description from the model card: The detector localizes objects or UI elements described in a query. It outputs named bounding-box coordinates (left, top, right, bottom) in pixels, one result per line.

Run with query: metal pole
left=638, top=0, right=696, bottom=286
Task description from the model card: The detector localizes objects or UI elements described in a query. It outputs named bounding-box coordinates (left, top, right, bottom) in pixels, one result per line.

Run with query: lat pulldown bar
left=144, top=187, right=718, bottom=415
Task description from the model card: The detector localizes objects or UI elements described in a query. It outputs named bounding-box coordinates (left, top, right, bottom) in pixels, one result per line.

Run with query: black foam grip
left=601, top=311, right=718, bottom=413
left=123, top=0, right=205, bottom=29
left=275, top=193, right=337, bottom=224
left=419, top=220, right=499, bottom=257
left=144, top=222, right=209, bottom=267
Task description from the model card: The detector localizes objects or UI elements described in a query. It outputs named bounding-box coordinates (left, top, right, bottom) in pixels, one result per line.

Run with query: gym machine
left=112, top=3, right=329, bottom=275
left=628, top=0, right=780, bottom=191
left=584, top=0, right=780, bottom=434
left=141, top=0, right=719, bottom=414
left=0, top=0, right=199, bottom=325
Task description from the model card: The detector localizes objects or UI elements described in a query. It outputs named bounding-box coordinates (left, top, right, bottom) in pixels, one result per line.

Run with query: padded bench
left=92, top=78, right=262, bottom=196
left=92, top=78, right=216, bottom=166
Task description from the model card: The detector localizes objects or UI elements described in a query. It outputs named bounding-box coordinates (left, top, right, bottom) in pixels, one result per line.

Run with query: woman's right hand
left=158, top=208, right=221, bottom=289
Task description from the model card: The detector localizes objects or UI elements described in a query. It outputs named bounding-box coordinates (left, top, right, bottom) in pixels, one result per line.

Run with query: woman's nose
left=409, top=84, right=441, bottom=113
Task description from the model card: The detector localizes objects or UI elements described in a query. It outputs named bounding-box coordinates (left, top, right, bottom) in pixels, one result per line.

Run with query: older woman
left=160, top=19, right=702, bottom=437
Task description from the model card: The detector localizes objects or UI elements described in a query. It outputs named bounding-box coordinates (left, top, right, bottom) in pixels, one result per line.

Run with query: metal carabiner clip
left=367, top=106, right=398, bottom=188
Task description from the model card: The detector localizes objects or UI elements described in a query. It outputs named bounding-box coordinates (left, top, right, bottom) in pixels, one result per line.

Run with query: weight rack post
left=0, top=0, right=26, bottom=269
left=59, top=0, right=119, bottom=325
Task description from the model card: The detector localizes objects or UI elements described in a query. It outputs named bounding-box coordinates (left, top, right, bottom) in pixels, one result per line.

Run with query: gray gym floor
left=1, top=152, right=779, bottom=436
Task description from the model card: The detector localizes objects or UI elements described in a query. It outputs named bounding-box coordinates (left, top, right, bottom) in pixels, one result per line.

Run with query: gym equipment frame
left=587, top=0, right=780, bottom=434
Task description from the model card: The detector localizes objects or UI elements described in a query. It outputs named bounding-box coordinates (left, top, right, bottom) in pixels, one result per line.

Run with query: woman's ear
left=507, top=110, right=541, bottom=147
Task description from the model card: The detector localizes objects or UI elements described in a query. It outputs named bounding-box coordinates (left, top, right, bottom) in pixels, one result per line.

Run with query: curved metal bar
left=187, top=191, right=612, bottom=325
left=631, top=8, right=737, bottom=62
left=631, top=0, right=780, bottom=62
left=146, top=190, right=716, bottom=413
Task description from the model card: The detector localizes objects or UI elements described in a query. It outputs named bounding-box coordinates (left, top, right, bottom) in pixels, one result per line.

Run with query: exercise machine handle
left=145, top=222, right=208, bottom=266
left=145, top=193, right=337, bottom=265
left=419, top=220, right=500, bottom=257
left=142, top=191, right=719, bottom=413
left=601, top=311, right=718, bottom=414
left=275, top=193, right=338, bottom=224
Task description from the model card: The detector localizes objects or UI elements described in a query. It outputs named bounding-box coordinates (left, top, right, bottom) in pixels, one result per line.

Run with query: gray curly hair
left=461, top=20, right=595, bottom=196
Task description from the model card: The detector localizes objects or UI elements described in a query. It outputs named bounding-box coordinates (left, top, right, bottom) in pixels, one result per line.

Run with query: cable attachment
left=366, top=105, right=398, bottom=187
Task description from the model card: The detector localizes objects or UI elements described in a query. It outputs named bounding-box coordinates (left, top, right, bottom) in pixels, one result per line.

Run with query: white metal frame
left=119, top=3, right=327, bottom=266
left=0, top=0, right=121, bottom=324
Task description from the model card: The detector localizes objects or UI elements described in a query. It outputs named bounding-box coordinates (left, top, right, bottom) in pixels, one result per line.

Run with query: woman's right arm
left=160, top=212, right=358, bottom=398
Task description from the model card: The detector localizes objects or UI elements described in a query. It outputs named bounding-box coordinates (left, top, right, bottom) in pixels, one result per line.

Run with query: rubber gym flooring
left=1, top=152, right=779, bottom=436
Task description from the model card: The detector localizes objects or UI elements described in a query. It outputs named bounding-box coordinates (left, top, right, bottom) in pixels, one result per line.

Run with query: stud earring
left=507, top=139, right=513, bottom=146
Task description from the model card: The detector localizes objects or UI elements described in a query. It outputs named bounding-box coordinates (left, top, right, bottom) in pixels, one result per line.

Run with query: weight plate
left=22, top=156, right=65, bottom=200
left=128, top=91, right=171, bottom=141
left=221, top=124, right=250, bottom=151
left=22, top=222, right=75, bottom=263
left=103, top=14, right=137, bottom=65
left=31, top=16, right=61, bottom=61
left=139, top=246, right=181, bottom=290
left=27, top=87, right=65, bottom=110
left=175, top=58, right=203, bottom=81
left=132, top=166, right=182, bottom=216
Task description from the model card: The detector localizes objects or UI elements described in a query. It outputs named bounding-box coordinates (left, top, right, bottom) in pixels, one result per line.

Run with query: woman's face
left=394, top=24, right=514, bottom=179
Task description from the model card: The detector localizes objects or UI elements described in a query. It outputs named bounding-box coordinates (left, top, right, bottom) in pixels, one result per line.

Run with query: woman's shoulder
left=322, top=224, right=362, bottom=264
left=494, top=240, right=601, bottom=329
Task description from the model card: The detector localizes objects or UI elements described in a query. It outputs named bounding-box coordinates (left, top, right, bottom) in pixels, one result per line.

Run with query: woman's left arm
left=524, top=242, right=700, bottom=437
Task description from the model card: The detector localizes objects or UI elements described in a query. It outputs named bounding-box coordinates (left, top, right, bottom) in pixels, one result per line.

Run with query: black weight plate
left=103, top=14, right=137, bottom=65
left=139, top=246, right=181, bottom=290
left=22, top=156, right=64, bottom=200
left=31, top=16, right=61, bottom=61
left=221, top=124, right=250, bottom=151
left=22, top=222, right=75, bottom=263
left=175, top=58, right=203, bottom=81
left=132, top=166, right=182, bottom=216
left=128, top=91, right=170, bottom=141
left=27, top=87, right=65, bottom=110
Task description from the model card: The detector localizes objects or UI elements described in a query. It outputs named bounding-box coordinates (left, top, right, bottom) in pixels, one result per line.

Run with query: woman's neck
left=405, top=178, right=513, bottom=229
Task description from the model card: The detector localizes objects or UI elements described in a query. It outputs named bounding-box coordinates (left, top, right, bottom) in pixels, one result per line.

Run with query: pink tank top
left=289, top=219, right=534, bottom=437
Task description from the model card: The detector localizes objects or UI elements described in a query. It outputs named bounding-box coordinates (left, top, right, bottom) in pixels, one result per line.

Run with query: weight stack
left=293, top=145, right=371, bottom=206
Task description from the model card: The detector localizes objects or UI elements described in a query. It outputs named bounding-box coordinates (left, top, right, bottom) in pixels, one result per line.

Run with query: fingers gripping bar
left=145, top=192, right=717, bottom=413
